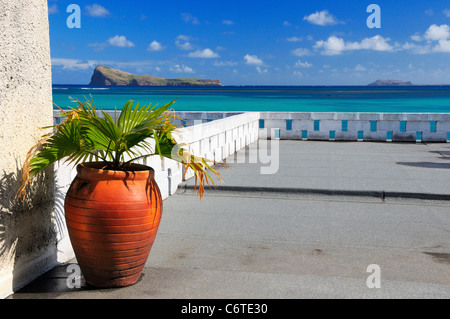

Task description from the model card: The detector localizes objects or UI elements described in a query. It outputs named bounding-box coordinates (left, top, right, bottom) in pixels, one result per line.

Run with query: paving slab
left=182, top=140, right=450, bottom=199
left=8, top=141, right=450, bottom=299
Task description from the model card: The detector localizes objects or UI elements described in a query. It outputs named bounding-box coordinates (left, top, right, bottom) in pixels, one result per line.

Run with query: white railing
left=259, top=112, right=450, bottom=142
left=52, top=111, right=260, bottom=199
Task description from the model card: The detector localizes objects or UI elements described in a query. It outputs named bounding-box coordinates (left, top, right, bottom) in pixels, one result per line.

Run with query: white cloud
left=48, top=4, right=58, bottom=14
left=170, top=64, right=194, bottom=73
left=222, top=20, right=234, bottom=25
left=214, top=61, right=238, bottom=67
left=52, top=58, right=172, bottom=74
left=405, top=24, right=450, bottom=54
left=283, top=21, right=292, bottom=27
left=244, top=54, right=264, bottom=66
left=424, top=24, right=450, bottom=41
left=291, top=48, right=312, bottom=56
left=188, top=48, right=219, bottom=58
left=177, top=35, right=191, bottom=41
left=402, top=42, right=432, bottom=54
left=354, top=64, right=367, bottom=72
left=314, top=35, right=393, bottom=55
left=357, top=35, right=394, bottom=51
left=256, top=66, right=268, bottom=74
left=88, top=42, right=108, bottom=51
left=314, top=36, right=345, bottom=55
left=293, top=70, right=303, bottom=77
left=444, top=9, right=450, bottom=18
left=108, top=35, right=135, bottom=48
left=176, top=41, right=193, bottom=50
left=147, top=41, right=164, bottom=51
left=303, top=10, right=340, bottom=26
left=181, top=13, right=200, bottom=24
left=294, top=60, right=312, bottom=68
left=52, top=58, right=97, bottom=70
left=434, top=39, right=450, bottom=53
left=287, top=36, right=303, bottom=42
left=175, top=35, right=194, bottom=50
left=85, top=4, right=110, bottom=17
left=410, top=34, right=422, bottom=42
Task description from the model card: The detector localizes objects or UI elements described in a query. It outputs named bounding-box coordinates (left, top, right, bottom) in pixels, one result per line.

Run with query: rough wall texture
left=0, top=0, right=55, bottom=297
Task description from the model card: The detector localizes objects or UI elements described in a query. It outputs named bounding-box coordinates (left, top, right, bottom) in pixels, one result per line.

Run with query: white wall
left=0, top=0, right=70, bottom=299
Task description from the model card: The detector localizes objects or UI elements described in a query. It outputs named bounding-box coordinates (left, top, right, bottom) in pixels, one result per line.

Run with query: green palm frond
left=17, top=96, right=222, bottom=200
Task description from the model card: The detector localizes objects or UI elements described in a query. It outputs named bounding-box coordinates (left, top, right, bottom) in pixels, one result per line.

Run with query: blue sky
left=49, top=0, right=450, bottom=85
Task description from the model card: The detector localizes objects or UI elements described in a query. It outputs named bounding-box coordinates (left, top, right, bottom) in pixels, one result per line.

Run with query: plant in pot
left=17, top=98, right=222, bottom=288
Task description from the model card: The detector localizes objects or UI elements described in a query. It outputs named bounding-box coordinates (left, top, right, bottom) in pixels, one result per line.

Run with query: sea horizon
left=52, top=84, right=450, bottom=114
left=53, top=83, right=450, bottom=87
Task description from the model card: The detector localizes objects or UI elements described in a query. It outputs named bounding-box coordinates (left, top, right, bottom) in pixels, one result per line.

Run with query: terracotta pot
left=64, top=162, right=162, bottom=287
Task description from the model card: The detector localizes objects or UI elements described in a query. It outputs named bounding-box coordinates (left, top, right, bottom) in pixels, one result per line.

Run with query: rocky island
left=368, top=80, right=413, bottom=86
left=89, top=65, right=222, bottom=86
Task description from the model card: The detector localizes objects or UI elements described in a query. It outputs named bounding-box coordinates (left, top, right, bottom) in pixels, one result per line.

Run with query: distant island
left=368, top=80, right=413, bottom=86
left=89, top=65, right=222, bottom=86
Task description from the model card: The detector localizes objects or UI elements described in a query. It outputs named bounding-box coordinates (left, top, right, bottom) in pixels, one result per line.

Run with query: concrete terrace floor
left=9, top=141, right=450, bottom=299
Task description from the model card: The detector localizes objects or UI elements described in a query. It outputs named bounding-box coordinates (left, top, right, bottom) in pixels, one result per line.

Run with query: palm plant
left=18, top=97, right=222, bottom=199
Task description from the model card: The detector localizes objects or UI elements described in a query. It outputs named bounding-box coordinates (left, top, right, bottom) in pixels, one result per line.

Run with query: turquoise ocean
left=52, top=85, right=450, bottom=113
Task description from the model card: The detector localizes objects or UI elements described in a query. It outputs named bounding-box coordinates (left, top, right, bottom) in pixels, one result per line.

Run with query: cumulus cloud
left=314, top=36, right=345, bottom=55
left=147, top=41, right=164, bottom=51
left=294, top=60, right=312, bottom=68
left=177, top=35, right=191, bottom=41
left=175, top=35, right=194, bottom=50
left=176, top=41, right=193, bottom=50
left=188, top=48, right=219, bottom=58
left=181, top=13, right=200, bottom=24
left=404, top=24, right=450, bottom=54
left=244, top=54, right=264, bottom=66
left=108, top=35, right=135, bottom=47
left=256, top=66, right=268, bottom=74
left=424, top=24, right=450, bottom=41
left=85, top=4, right=110, bottom=17
left=410, top=34, right=423, bottom=42
left=435, top=39, right=450, bottom=53
left=303, top=10, right=340, bottom=26
left=170, top=64, right=194, bottom=73
left=402, top=42, right=432, bottom=54
left=291, top=48, right=312, bottom=56
left=314, top=35, right=393, bottom=55
left=357, top=36, right=394, bottom=51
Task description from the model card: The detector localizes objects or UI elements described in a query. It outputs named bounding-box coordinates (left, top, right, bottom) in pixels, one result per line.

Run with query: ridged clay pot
left=64, top=162, right=162, bottom=287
